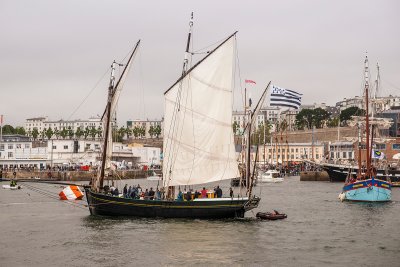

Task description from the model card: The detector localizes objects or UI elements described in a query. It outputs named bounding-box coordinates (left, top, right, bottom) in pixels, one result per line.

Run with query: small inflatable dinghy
left=2, top=185, right=21, bottom=190
left=256, top=210, right=287, bottom=220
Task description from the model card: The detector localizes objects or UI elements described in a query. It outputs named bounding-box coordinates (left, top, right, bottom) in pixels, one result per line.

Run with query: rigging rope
left=21, top=182, right=87, bottom=210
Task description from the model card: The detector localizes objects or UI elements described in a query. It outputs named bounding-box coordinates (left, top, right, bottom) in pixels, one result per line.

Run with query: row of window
left=0, top=144, right=30, bottom=150
left=330, top=151, right=354, bottom=159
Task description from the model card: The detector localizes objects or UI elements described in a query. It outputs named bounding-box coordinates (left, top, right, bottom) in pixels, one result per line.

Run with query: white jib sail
left=163, top=36, right=239, bottom=187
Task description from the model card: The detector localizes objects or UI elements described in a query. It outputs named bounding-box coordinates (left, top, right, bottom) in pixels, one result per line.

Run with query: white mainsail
left=163, top=35, right=239, bottom=187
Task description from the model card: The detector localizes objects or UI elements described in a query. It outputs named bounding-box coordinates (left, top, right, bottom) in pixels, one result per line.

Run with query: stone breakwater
left=0, top=170, right=153, bottom=181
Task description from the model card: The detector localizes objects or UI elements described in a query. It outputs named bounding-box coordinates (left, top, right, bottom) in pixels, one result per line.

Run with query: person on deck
left=215, top=186, right=222, bottom=198
left=177, top=190, right=183, bottom=201
left=123, top=184, right=128, bottom=198
left=144, top=189, right=149, bottom=199
left=229, top=187, right=233, bottom=198
left=113, top=187, right=119, bottom=196
left=148, top=187, right=155, bottom=200
left=201, top=187, right=207, bottom=198
left=194, top=190, right=200, bottom=199
left=185, top=190, right=192, bottom=201
left=155, top=188, right=161, bottom=200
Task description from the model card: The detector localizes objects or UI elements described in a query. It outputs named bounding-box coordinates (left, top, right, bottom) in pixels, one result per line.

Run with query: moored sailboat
left=85, top=17, right=263, bottom=218
left=339, top=54, right=391, bottom=202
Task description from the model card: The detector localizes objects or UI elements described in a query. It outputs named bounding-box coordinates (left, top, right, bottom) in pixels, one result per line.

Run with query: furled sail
left=105, top=42, right=140, bottom=172
left=93, top=40, right=140, bottom=190
left=163, top=34, right=239, bottom=187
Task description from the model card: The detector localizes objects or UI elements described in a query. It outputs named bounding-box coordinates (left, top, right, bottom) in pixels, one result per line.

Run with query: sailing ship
left=339, top=54, right=391, bottom=202
left=321, top=59, right=400, bottom=186
left=84, top=16, right=262, bottom=218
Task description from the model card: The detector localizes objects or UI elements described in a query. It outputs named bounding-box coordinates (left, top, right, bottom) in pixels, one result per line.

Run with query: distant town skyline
left=1, top=0, right=399, bottom=126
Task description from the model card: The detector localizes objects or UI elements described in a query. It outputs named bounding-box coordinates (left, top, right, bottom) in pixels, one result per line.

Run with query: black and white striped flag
left=270, top=85, right=302, bottom=109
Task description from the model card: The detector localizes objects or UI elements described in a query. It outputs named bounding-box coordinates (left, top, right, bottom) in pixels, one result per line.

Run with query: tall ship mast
left=339, top=54, right=392, bottom=202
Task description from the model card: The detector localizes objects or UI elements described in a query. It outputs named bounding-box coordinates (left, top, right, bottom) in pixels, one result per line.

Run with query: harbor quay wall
left=284, top=127, right=357, bottom=143
left=1, top=170, right=151, bottom=181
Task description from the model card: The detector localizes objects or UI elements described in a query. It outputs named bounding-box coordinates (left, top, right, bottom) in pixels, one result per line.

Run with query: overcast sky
left=1, top=0, right=399, bottom=127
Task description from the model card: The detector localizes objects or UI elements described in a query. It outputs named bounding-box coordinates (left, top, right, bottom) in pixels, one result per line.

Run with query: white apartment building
left=233, top=106, right=281, bottom=134
left=24, top=116, right=114, bottom=137
left=335, top=95, right=400, bottom=113
left=126, top=119, right=163, bottom=139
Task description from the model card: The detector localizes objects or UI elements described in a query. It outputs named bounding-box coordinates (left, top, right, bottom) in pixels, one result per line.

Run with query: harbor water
left=1, top=177, right=399, bottom=266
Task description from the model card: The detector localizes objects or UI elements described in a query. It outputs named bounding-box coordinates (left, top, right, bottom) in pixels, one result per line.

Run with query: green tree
left=1, top=125, right=15, bottom=134
left=340, top=107, right=365, bottom=126
left=75, top=127, right=84, bottom=139
left=132, top=126, right=140, bottom=139
left=84, top=126, right=90, bottom=139
left=60, top=127, right=68, bottom=139
left=32, top=128, right=39, bottom=141
left=67, top=126, right=74, bottom=139
left=140, top=127, right=146, bottom=138
left=54, top=129, right=60, bottom=139
left=295, top=109, right=314, bottom=130
left=312, top=108, right=329, bottom=128
left=148, top=125, right=155, bottom=138
left=97, top=126, right=102, bottom=138
left=326, top=117, right=339, bottom=128
left=125, top=127, right=132, bottom=139
left=295, top=108, right=329, bottom=130
left=90, top=127, right=97, bottom=140
left=40, top=128, right=46, bottom=140
left=232, top=121, right=239, bottom=135
left=45, top=127, right=54, bottom=140
left=154, top=125, right=161, bottom=138
left=15, top=127, right=26, bottom=135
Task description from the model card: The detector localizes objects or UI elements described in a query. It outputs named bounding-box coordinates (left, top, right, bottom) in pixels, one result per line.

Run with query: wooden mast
left=99, top=62, right=116, bottom=189
left=94, top=40, right=141, bottom=191
left=364, top=54, right=371, bottom=179
left=167, top=12, right=194, bottom=199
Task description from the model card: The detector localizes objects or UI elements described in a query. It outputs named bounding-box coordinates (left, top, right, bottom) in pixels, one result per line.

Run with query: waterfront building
left=253, top=142, right=325, bottom=164
left=47, top=139, right=160, bottom=167
left=0, top=135, right=48, bottom=169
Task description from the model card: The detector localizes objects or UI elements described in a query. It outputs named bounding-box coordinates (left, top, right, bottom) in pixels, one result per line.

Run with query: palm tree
left=45, top=127, right=54, bottom=140
left=132, top=126, right=140, bottom=139
left=75, top=127, right=84, bottom=139
left=40, top=128, right=46, bottom=140
left=54, top=129, right=60, bottom=139
left=154, top=125, right=161, bottom=138
left=148, top=125, right=155, bottom=139
left=97, top=126, right=102, bottom=139
left=84, top=126, right=90, bottom=139
left=60, top=127, right=68, bottom=139
left=90, top=127, right=97, bottom=140
left=32, top=128, right=39, bottom=141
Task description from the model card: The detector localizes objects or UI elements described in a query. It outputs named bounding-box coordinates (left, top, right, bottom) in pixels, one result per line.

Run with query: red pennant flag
left=245, top=79, right=256, bottom=84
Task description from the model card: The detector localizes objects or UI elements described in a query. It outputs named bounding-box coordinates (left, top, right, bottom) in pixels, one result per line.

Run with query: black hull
left=322, top=164, right=400, bottom=185
left=84, top=188, right=260, bottom=219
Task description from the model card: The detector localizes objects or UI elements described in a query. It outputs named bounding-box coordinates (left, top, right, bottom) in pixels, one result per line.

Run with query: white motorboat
left=257, top=170, right=284, bottom=183
left=146, top=171, right=162, bottom=181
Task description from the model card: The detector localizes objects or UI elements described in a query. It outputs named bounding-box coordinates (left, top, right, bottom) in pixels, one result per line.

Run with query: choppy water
left=0, top=177, right=399, bottom=267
